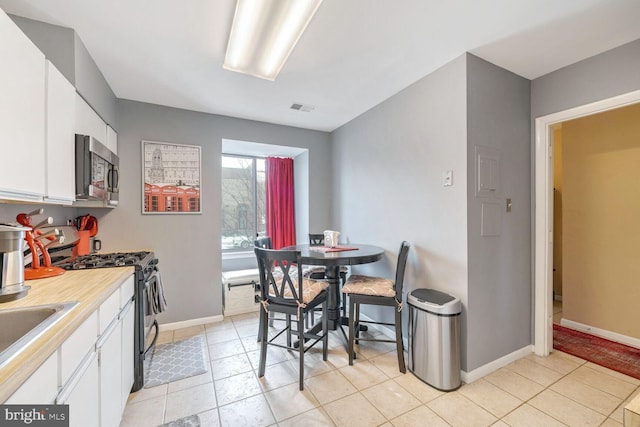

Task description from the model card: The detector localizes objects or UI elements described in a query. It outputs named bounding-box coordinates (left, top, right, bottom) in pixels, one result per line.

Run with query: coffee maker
left=0, top=224, right=31, bottom=301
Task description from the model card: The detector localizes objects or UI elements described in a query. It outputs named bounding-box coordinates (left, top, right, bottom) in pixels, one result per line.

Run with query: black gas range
left=54, top=251, right=165, bottom=392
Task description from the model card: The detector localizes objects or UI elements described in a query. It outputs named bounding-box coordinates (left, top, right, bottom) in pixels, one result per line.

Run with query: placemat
left=310, top=246, right=359, bottom=253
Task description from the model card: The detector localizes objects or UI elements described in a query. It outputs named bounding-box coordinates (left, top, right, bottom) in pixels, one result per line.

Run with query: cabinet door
left=60, top=311, right=98, bottom=385
left=0, top=10, right=46, bottom=201
left=5, top=351, right=58, bottom=404
left=57, top=352, right=100, bottom=427
left=97, top=318, right=122, bottom=427
left=106, top=125, right=118, bottom=155
left=120, top=300, right=135, bottom=411
left=75, top=93, right=107, bottom=144
left=45, top=60, right=76, bottom=204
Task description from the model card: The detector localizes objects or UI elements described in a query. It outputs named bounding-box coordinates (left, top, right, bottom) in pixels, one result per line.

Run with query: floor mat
left=158, top=415, right=200, bottom=427
left=553, top=324, right=640, bottom=380
left=145, top=335, right=208, bottom=388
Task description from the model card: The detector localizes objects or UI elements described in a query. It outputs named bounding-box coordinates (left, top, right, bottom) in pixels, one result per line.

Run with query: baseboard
left=560, top=319, right=640, bottom=348
left=461, top=345, right=533, bottom=384
left=360, top=314, right=533, bottom=385
left=159, top=315, right=224, bottom=331
left=223, top=305, right=260, bottom=317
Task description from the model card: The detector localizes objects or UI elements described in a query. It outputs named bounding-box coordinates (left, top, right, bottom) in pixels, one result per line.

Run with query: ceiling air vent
left=290, top=103, right=315, bottom=112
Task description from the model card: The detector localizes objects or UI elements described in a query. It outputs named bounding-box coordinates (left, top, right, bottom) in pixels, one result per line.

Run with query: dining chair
left=254, top=236, right=272, bottom=250
left=341, top=241, right=410, bottom=372
left=254, top=246, right=329, bottom=390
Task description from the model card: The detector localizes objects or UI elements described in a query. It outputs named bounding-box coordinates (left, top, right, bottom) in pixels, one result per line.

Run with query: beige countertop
left=0, top=267, right=135, bottom=402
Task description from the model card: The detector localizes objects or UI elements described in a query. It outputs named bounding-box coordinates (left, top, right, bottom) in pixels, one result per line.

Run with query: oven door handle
left=143, top=319, right=159, bottom=360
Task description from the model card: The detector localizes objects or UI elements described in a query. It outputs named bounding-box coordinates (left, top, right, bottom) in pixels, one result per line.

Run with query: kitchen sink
left=0, top=301, right=78, bottom=368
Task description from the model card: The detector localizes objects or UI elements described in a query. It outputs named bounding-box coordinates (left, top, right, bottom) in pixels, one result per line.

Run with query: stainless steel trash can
left=408, top=288, right=461, bottom=391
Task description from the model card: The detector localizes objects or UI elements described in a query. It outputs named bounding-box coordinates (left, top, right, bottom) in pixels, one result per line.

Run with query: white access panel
left=475, top=145, right=500, bottom=197
left=481, top=202, right=502, bottom=236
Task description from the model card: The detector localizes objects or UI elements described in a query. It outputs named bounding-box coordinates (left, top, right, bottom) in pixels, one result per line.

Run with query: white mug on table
left=324, top=230, right=340, bottom=247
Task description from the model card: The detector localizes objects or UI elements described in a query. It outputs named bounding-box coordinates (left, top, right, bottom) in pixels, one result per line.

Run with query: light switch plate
left=443, top=170, right=453, bottom=186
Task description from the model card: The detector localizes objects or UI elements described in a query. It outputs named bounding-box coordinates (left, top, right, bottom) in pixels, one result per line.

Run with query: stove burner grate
left=54, top=251, right=153, bottom=270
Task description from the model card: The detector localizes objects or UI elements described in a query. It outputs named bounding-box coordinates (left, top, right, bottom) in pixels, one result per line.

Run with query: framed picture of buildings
left=141, top=141, right=202, bottom=214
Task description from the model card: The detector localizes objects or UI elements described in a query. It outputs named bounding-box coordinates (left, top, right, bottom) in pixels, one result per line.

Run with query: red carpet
left=553, top=324, right=640, bottom=380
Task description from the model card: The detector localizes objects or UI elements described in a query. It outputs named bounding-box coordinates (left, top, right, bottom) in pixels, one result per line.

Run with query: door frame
left=533, top=89, right=640, bottom=356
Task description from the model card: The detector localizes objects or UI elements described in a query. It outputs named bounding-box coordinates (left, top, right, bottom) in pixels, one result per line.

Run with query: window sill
left=222, top=250, right=254, bottom=260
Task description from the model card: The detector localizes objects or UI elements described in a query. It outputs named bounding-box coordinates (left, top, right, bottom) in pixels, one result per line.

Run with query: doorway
left=533, top=89, right=640, bottom=356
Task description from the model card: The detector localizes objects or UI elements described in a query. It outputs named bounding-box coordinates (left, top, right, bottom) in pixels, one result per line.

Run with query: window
left=221, top=155, right=266, bottom=252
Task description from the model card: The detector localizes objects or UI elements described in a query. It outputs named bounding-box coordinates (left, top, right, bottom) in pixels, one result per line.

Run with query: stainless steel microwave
left=75, top=134, right=119, bottom=206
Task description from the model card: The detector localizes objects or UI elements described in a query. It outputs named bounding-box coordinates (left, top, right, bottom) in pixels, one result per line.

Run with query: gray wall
left=332, top=53, right=533, bottom=372
left=532, top=38, right=640, bottom=119
left=85, top=99, right=331, bottom=324
left=466, top=54, right=531, bottom=370
left=0, top=204, right=74, bottom=229
left=332, top=55, right=471, bottom=368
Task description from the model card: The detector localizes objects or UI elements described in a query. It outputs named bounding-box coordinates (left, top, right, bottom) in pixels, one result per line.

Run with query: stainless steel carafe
left=0, top=224, right=29, bottom=290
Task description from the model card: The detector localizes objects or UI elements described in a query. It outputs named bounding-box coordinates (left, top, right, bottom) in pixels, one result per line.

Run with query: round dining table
left=281, top=243, right=385, bottom=331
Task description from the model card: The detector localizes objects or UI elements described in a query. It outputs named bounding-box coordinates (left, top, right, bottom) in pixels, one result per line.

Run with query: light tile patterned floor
left=120, top=311, right=640, bottom=427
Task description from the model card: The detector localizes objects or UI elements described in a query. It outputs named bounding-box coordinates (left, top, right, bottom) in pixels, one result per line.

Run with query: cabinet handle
left=96, top=318, right=119, bottom=350
left=119, top=299, right=133, bottom=321
left=56, top=351, right=97, bottom=404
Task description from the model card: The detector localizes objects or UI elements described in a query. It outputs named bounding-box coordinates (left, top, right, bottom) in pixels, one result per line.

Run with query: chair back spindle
left=394, top=241, right=411, bottom=295
left=309, top=233, right=324, bottom=246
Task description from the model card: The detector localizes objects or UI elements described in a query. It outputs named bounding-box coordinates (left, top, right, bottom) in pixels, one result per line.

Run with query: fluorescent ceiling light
left=224, top=0, right=323, bottom=81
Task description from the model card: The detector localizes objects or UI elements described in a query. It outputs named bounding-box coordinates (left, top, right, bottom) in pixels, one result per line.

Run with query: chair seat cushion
left=342, top=274, right=395, bottom=297
left=269, top=278, right=329, bottom=304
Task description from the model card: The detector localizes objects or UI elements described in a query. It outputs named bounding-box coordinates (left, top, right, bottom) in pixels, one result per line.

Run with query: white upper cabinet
left=106, top=124, right=118, bottom=154
left=75, top=93, right=107, bottom=144
left=0, top=10, right=46, bottom=202
left=45, top=60, right=76, bottom=204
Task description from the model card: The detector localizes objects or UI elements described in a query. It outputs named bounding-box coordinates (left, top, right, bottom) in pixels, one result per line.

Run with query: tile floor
left=120, top=310, right=640, bottom=427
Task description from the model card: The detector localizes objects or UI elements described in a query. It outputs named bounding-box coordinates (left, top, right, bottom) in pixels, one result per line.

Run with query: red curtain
left=266, top=157, right=296, bottom=249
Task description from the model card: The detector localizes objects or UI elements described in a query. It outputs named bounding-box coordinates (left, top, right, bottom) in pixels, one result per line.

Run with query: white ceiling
left=1, top=0, right=639, bottom=132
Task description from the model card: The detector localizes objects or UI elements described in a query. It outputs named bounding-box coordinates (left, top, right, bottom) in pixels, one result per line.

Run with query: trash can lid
left=408, top=288, right=461, bottom=315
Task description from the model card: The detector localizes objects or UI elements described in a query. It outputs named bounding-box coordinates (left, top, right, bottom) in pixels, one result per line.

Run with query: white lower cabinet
left=4, top=274, right=136, bottom=427
left=95, top=275, right=134, bottom=427
left=98, top=318, right=122, bottom=427
left=6, top=351, right=58, bottom=404
left=60, top=311, right=98, bottom=385
left=120, top=299, right=135, bottom=412
left=57, top=352, right=100, bottom=427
